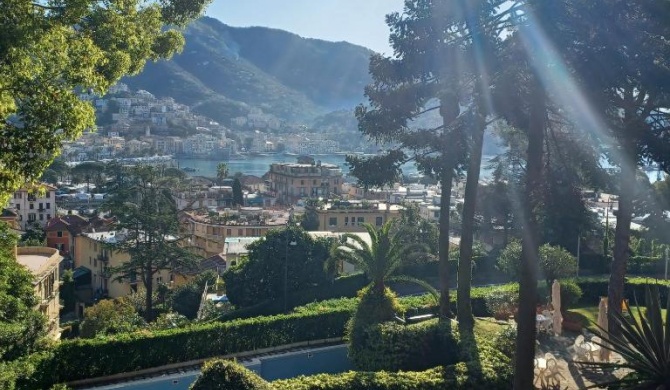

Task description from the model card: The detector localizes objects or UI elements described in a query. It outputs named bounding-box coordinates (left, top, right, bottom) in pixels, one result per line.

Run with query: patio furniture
left=537, top=313, right=553, bottom=334
left=573, top=335, right=591, bottom=361
left=534, top=357, right=548, bottom=387
left=544, top=353, right=566, bottom=383
left=587, top=336, right=603, bottom=361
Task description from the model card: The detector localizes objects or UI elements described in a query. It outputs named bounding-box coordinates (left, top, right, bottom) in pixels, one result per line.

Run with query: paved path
left=534, top=332, right=629, bottom=389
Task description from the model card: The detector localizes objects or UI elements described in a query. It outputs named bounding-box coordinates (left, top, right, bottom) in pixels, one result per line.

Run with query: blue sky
left=206, top=0, right=406, bottom=54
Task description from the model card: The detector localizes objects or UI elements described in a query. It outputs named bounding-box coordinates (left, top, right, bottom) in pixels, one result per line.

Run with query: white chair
left=573, top=335, right=590, bottom=361
left=544, top=354, right=566, bottom=383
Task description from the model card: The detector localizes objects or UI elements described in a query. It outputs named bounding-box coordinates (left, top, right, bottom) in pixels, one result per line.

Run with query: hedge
left=571, top=276, right=670, bottom=304
left=351, top=320, right=459, bottom=372
left=274, top=339, right=511, bottom=390
left=218, top=273, right=367, bottom=321
left=18, top=307, right=352, bottom=389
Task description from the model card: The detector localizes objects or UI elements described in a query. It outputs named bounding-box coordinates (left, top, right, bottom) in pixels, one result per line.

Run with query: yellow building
left=311, top=200, right=403, bottom=232
left=73, top=232, right=179, bottom=300
left=267, top=162, right=343, bottom=204
left=182, top=208, right=291, bottom=258
left=16, top=246, right=62, bottom=339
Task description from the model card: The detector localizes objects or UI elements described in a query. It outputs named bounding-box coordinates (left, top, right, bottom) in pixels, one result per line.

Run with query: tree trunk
left=457, top=110, right=486, bottom=332
left=438, top=167, right=454, bottom=318
left=144, top=263, right=154, bottom=322
left=513, top=81, right=545, bottom=390
left=608, top=150, right=634, bottom=337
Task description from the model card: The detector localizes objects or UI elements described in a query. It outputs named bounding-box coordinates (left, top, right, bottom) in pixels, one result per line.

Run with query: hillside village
left=64, top=83, right=367, bottom=163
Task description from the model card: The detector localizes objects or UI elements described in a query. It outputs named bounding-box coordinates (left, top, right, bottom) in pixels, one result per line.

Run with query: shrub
left=484, top=288, right=518, bottom=320
left=575, top=277, right=670, bottom=305
left=347, top=287, right=402, bottom=368
left=20, top=307, right=352, bottom=389
left=350, top=320, right=459, bottom=371
left=492, top=325, right=517, bottom=361
left=274, top=341, right=512, bottom=390
left=190, top=359, right=271, bottom=390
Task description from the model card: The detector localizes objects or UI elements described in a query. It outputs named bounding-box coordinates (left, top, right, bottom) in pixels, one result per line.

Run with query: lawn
left=567, top=305, right=667, bottom=333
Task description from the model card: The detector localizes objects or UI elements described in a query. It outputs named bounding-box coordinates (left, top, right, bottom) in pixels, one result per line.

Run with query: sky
left=206, top=0, right=406, bottom=54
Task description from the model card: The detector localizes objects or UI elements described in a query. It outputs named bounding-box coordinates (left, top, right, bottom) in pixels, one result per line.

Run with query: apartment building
left=267, top=162, right=343, bottom=204
left=10, top=184, right=56, bottom=230
left=181, top=208, right=290, bottom=258
left=16, top=246, right=62, bottom=339
left=310, top=200, right=403, bottom=232
left=73, top=232, right=178, bottom=300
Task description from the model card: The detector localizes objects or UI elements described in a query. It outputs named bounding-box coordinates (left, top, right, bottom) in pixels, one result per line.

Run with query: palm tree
left=216, top=162, right=228, bottom=185
left=327, top=220, right=437, bottom=299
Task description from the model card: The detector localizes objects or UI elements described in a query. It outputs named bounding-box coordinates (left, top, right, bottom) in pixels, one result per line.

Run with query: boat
left=182, top=167, right=197, bottom=172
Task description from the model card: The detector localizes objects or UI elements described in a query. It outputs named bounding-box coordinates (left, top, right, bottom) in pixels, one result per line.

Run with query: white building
left=10, top=184, right=57, bottom=230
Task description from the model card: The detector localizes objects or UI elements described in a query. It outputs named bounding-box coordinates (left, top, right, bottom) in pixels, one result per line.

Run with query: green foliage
left=582, top=286, right=670, bottom=389
left=232, top=178, right=244, bottom=206
left=169, top=271, right=217, bottom=319
left=497, top=241, right=578, bottom=287
left=537, top=280, right=583, bottom=311
left=79, top=298, right=146, bottom=338
left=0, top=223, right=46, bottom=363
left=22, top=306, right=351, bottom=388
left=60, top=270, right=76, bottom=313
left=105, top=165, right=201, bottom=321
left=351, top=320, right=459, bottom=372
left=190, top=359, right=271, bottom=390
left=0, top=0, right=210, bottom=205
left=274, top=344, right=512, bottom=390
left=215, top=163, right=228, bottom=184
left=493, top=325, right=517, bottom=360
left=484, top=288, right=519, bottom=320
left=223, top=227, right=331, bottom=308
left=327, top=220, right=428, bottom=291
left=347, top=287, right=402, bottom=369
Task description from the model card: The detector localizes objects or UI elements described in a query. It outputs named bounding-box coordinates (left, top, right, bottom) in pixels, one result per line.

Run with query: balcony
left=97, top=254, right=109, bottom=263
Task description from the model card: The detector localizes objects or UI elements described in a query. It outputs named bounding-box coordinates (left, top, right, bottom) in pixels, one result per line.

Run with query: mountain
left=123, top=17, right=373, bottom=126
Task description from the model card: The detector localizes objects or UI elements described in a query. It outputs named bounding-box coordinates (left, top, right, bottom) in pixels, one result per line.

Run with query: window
left=39, top=214, right=43, bottom=221
left=29, top=203, right=34, bottom=210
left=15, top=204, right=19, bottom=210
left=238, top=229, right=243, bottom=236
left=357, top=217, right=364, bottom=226
left=46, top=202, right=50, bottom=209
left=39, top=203, right=43, bottom=210
left=344, top=216, right=349, bottom=226
left=28, top=213, right=36, bottom=222
left=226, top=229, right=231, bottom=235
left=313, top=180, right=317, bottom=185
left=27, top=193, right=36, bottom=201
left=301, top=180, right=304, bottom=185
left=47, top=214, right=50, bottom=220
left=329, top=217, right=337, bottom=227
left=376, top=216, right=383, bottom=226
left=57, top=231, right=63, bottom=238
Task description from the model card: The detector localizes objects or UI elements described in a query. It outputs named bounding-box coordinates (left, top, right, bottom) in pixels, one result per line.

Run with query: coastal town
left=3, top=1, right=670, bottom=390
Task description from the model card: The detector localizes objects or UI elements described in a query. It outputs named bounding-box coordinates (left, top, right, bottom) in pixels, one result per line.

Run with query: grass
left=474, top=317, right=506, bottom=336
left=566, top=304, right=668, bottom=333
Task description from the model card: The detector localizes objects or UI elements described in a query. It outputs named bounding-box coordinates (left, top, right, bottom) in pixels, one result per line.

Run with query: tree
left=232, top=178, right=244, bottom=206
left=0, top=0, right=210, bottom=206
left=547, top=0, right=670, bottom=337
left=105, top=165, right=200, bottom=321
left=216, top=162, right=228, bottom=185
left=349, top=0, right=471, bottom=319
left=222, top=227, right=331, bottom=308
left=70, top=161, right=105, bottom=193
left=327, top=220, right=435, bottom=297
left=60, top=270, right=76, bottom=314
left=79, top=298, right=145, bottom=338
left=0, top=223, right=46, bottom=362
left=497, top=241, right=578, bottom=290
left=168, top=271, right=217, bottom=319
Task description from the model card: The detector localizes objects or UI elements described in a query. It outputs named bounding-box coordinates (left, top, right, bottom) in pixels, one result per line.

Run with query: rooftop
left=16, top=246, right=61, bottom=280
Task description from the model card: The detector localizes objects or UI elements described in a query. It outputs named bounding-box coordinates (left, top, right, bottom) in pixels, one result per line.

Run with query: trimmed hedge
left=352, top=320, right=459, bottom=372
left=190, top=359, right=272, bottom=390
left=218, top=273, right=367, bottom=321
left=572, top=276, right=670, bottom=304
left=273, top=339, right=512, bottom=390
left=19, top=308, right=351, bottom=389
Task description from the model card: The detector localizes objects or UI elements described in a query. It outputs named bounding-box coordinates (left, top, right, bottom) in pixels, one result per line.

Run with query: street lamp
left=284, top=208, right=295, bottom=311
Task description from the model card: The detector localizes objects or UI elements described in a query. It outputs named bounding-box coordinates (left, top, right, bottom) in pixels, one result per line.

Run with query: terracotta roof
left=45, top=214, right=90, bottom=234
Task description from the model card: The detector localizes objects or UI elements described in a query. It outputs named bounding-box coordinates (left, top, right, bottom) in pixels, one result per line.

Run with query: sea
left=175, top=154, right=665, bottom=183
